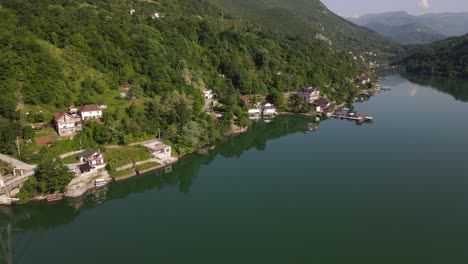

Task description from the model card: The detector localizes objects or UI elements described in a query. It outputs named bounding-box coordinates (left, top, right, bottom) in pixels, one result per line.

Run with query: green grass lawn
left=104, top=145, right=152, bottom=168
left=136, top=162, right=161, bottom=171
left=112, top=168, right=135, bottom=178
left=62, top=155, right=79, bottom=164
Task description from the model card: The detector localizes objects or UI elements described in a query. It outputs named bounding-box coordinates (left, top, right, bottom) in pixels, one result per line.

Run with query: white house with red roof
left=79, top=105, right=102, bottom=121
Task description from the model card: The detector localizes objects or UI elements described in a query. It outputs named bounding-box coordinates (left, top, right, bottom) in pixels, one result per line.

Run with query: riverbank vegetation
left=397, top=34, right=468, bottom=78
left=17, top=156, right=75, bottom=201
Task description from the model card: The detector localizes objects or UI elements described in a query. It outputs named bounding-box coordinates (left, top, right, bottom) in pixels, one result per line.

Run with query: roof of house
left=120, top=83, right=133, bottom=89
left=148, top=144, right=170, bottom=151
left=359, top=75, right=370, bottom=81
left=261, top=102, right=273, bottom=108
left=79, top=163, right=93, bottom=173
left=298, top=86, right=319, bottom=94
left=314, top=98, right=330, bottom=107
left=241, top=96, right=250, bottom=102
left=79, top=105, right=101, bottom=113
left=54, top=112, right=75, bottom=123
left=78, top=148, right=98, bottom=159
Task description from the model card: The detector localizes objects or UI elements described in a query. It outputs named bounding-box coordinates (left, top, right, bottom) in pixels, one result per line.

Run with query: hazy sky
left=321, top=0, right=468, bottom=17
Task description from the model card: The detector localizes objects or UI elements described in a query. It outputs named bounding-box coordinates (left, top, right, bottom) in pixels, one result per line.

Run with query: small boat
left=364, top=116, right=374, bottom=122
left=95, top=179, right=108, bottom=187
left=46, top=193, right=64, bottom=203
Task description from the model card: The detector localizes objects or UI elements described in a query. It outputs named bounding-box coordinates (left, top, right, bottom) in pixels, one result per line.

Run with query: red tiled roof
left=241, top=96, right=250, bottom=102
left=120, top=83, right=132, bottom=89
left=54, top=112, right=66, bottom=121
left=79, top=105, right=101, bottom=113
left=54, top=112, right=75, bottom=123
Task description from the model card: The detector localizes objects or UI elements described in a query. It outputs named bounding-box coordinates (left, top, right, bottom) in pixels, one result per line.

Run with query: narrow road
left=0, top=153, right=37, bottom=172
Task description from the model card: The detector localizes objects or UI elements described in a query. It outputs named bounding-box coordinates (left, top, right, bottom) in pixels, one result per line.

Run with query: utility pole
left=16, top=136, right=20, bottom=157
left=158, top=128, right=161, bottom=141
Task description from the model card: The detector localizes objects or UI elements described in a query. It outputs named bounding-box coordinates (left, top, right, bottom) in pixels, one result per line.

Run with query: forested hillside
left=0, top=0, right=364, bottom=158
left=209, top=0, right=397, bottom=56
left=397, top=34, right=468, bottom=78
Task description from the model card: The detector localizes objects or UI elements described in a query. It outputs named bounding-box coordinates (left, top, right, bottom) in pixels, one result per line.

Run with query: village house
left=77, top=148, right=106, bottom=173
left=79, top=105, right=102, bottom=121
left=248, top=108, right=261, bottom=117
left=54, top=112, right=83, bottom=136
left=69, top=106, right=78, bottom=115
left=359, top=74, right=371, bottom=85
left=120, top=83, right=132, bottom=91
left=203, top=90, right=216, bottom=100
left=260, top=102, right=277, bottom=116
left=313, top=98, right=331, bottom=113
left=298, top=86, right=320, bottom=104
left=151, top=12, right=165, bottom=19
left=241, top=96, right=250, bottom=104
left=144, top=142, right=172, bottom=160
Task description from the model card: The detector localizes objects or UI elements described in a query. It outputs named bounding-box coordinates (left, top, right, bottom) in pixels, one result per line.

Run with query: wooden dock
left=331, top=112, right=374, bottom=122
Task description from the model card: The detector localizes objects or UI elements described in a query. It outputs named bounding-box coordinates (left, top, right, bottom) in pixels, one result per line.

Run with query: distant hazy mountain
left=347, top=11, right=468, bottom=45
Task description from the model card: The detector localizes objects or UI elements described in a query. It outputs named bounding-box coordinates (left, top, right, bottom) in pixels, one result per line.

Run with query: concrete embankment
left=112, top=158, right=177, bottom=181
left=65, top=172, right=112, bottom=198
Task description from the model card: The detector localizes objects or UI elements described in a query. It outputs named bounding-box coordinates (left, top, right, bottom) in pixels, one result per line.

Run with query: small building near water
left=78, top=149, right=106, bottom=173
left=298, top=86, right=320, bottom=104
left=260, top=102, right=277, bottom=116
left=144, top=142, right=172, bottom=160
left=314, top=98, right=331, bottom=113
left=248, top=108, right=261, bottom=117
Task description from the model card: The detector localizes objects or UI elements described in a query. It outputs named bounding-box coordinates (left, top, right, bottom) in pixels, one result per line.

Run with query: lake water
left=1, top=74, right=468, bottom=264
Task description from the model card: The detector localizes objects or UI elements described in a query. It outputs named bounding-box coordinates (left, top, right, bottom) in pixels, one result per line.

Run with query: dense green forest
left=397, top=34, right=468, bottom=78
left=209, top=0, right=398, bottom=56
left=0, top=0, right=366, bottom=160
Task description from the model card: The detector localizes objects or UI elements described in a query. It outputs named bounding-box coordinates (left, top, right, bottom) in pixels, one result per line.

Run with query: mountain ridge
left=209, top=0, right=398, bottom=56
left=347, top=11, right=468, bottom=44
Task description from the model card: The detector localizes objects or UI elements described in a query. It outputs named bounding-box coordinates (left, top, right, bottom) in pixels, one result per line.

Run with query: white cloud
left=418, top=0, right=430, bottom=9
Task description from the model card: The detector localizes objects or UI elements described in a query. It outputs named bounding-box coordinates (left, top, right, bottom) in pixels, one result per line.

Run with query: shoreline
left=9, top=83, right=380, bottom=205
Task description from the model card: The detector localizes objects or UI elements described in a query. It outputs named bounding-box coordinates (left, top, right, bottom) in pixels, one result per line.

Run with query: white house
left=203, top=90, right=213, bottom=100
left=77, top=148, right=106, bottom=173
left=144, top=143, right=172, bottom=159
left=151, top=12, right=164, bottom=19
left=298, top=87, right=320, bottom=104
left=54, top=112, right=83, bottom=136
left=359, top=75, right=371, bottom=85
left=79, top=105, right=102, bottom=121
left=248, top=108, right=261, bottom=117
left=260, top=102, right=277, bottom=116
